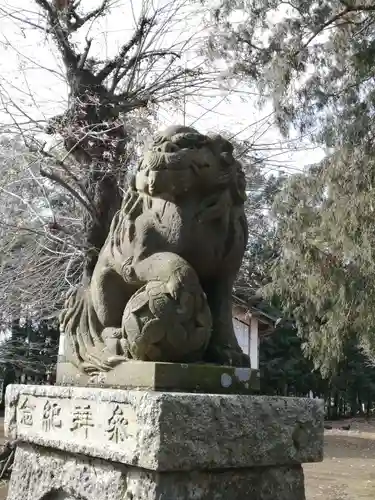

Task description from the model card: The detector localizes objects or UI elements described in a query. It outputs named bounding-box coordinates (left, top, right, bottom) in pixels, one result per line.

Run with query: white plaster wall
left=232, top=318, right=249, bottom=356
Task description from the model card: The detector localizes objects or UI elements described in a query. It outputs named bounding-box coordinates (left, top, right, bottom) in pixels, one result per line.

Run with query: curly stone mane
left=108, top=126, right=246, bottom=260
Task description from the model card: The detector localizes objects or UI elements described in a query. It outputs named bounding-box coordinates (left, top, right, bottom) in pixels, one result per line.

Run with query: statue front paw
left=164, top=266, right=209, bottom=320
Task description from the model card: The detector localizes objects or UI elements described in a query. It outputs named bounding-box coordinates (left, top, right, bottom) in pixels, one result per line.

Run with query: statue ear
left=209, top=134, right=234, bottom=156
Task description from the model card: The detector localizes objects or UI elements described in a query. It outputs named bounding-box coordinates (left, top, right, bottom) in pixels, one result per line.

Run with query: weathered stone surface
left=5, top=385, right=324, bottom=471
left=7, top=443, right=307, bottom=500
left=7, top=443, right=127, bottom=500
left=56, top=360, right=260, bottom=393
left=59, top=125, right=251, bottom=376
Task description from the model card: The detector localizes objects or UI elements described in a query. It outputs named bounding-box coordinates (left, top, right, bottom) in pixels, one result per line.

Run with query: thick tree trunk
left=82, top=170, right=122, bottom=282
left=52, top=77, right=128, bottom=282
left=36, top=1, right=153, bottom=285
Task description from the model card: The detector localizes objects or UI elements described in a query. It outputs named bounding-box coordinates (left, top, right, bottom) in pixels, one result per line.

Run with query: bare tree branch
left=68, top=0, right=112, bottom=32
left=96, top=16, right=153, bottom=83
left=34, top=0, right=78, bottom=69
left=39, top=166, right=98, bottom=220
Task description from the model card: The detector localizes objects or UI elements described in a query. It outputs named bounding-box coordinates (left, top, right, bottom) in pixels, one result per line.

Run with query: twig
left=39, top=167, right=98, bottom=221
left=0, top=449, right=15, bottom=480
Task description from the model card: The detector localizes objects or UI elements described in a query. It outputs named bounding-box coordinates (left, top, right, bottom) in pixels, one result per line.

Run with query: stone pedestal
left=56, top=360, right=261, bottom=393
left=5, top=384, right=323, bottom=500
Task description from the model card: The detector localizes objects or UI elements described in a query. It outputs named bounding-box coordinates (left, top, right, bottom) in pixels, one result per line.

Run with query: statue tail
left=59, top=287, right=116, bottom=373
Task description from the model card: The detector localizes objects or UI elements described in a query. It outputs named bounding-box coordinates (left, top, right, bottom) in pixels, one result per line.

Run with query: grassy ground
left=0, top=418, right=374, bottom=499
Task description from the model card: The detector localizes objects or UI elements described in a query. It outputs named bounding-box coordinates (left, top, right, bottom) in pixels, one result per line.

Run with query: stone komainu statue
left=60, top=126, right=250, bottom=373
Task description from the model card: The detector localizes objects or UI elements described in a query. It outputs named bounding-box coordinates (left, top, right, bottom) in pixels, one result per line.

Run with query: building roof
left=232, top=295, right=281, bottom=323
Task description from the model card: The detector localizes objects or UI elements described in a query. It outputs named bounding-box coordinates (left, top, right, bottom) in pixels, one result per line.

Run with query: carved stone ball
left=122, top=280, right=212, bottom=362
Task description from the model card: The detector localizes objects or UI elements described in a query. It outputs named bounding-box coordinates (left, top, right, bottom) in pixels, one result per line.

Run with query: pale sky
left=0, top=0, right=325, bottom=175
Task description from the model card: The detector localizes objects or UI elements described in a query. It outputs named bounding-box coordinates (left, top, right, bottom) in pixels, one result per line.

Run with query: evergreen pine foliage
left=204, top=0, right=375, bottom=368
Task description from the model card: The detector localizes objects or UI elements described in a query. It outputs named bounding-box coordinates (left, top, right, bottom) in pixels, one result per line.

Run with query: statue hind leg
left=203, top=277, right=251, bottom=368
